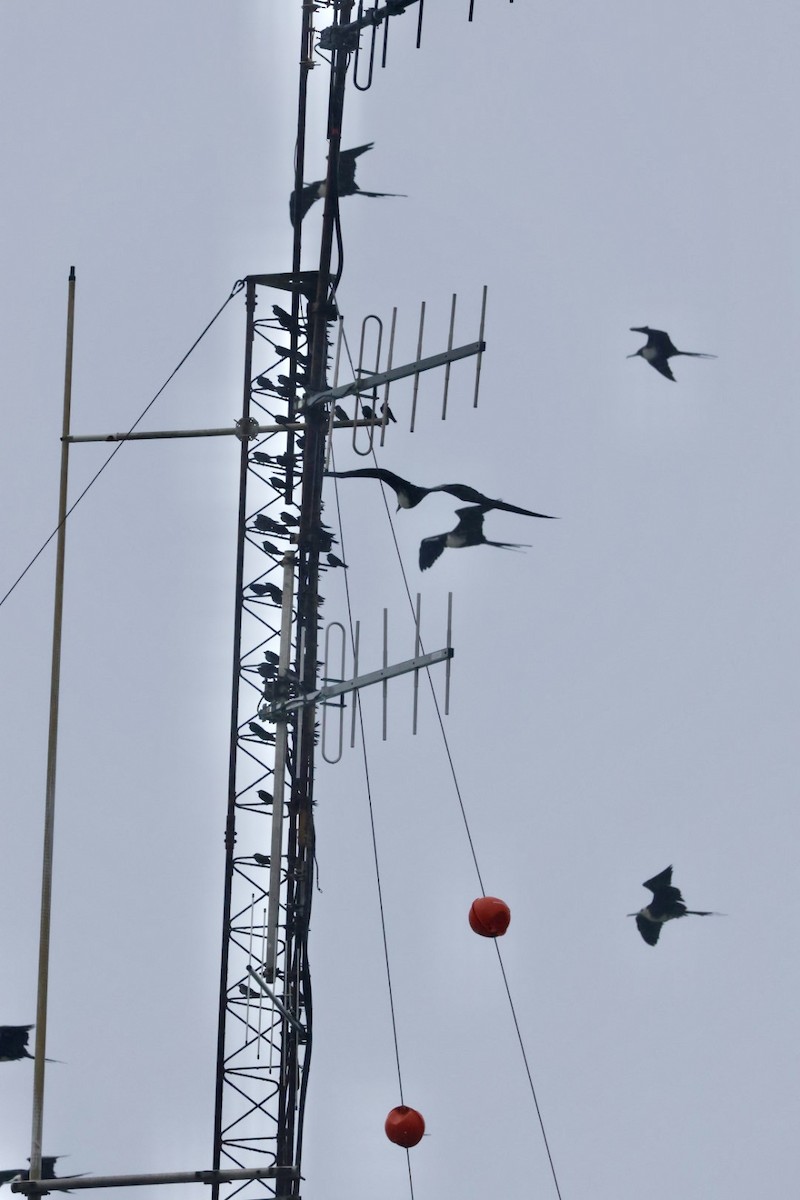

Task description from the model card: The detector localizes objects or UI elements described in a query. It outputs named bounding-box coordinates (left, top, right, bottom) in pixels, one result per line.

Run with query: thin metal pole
left=30, top=267, right=76, bottom=1182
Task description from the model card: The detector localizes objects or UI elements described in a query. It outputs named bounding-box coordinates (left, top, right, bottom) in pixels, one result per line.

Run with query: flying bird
left=324, top=467, right=556, bottom=519
left=629, top=866, right=719, bottom=945
left=628, top=326, right=717, bottom=381
left=0, top=1025, right=59, bottom=1063
left=0, top=1025, right=33, bottom=1061
left=0, top=1157, right=84, bottom=1190
left=290, top=143, right=405, bottom=226
left=419, top=505, right=530, bottom=571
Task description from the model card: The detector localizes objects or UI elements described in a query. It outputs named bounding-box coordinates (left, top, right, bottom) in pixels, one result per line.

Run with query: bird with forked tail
left=290, top=143, right=405, bottom=226
left=419, top=505, right=530, bottom=571
left=629, top=866, right=722, bottom=945
left=628, top=326, right=716, bottom=381
left=324, top=467, right=556, bottom=520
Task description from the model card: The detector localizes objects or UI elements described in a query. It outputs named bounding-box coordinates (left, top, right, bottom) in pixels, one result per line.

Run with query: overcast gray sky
left=2, top=3, right=799, bottom=1200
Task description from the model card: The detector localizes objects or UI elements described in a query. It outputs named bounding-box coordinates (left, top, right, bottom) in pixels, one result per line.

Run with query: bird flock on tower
left=1, top=123, right=723, bottom=1192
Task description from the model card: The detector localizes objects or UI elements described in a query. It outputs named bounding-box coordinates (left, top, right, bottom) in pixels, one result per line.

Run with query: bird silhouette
left=333, top=405, right=350, bottom=422
left=0, top=1025, right=59, bottom=1063
left=325, top=467, right=555, bottom=519
left=628, top=326, right=716, bottom=381
left=629, top=866, right=719, bottom=945
left=0, top=1158, right=81, bottom=1190
left=419, top=505, right=530, bottom=571
left=252, top=853, right=271, bottom=867
left=326, top=553, right=348, bottom=569
left=272, top=305, right=306, bottom=335
left=290, top=143, right=405, bottom=226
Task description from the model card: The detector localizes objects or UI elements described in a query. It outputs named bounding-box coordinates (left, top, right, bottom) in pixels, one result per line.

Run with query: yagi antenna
left=310, top=285, right=488, bottom=436
left=265, top=594, right=454, bottom=765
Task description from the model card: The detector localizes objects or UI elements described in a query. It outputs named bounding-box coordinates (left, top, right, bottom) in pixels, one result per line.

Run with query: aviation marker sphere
left=469, top=896, right=511, bottom=938
left=385, top=1106, right=425, bottom=1147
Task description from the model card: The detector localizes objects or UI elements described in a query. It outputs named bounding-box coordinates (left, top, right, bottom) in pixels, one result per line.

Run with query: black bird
left=290, top=143, right=405, bottom=226
left=326, top=553, right=348, bottom=569
left=0, top=1158, right=81, bottom=1189
left=419, top=505, right=530, bottom=571
left=334, top=405, right=350, bottom=422
left=629, top=866, right=719, bottom=945
left=325, top=467, right=556, bottom=520
left=628, top=326, right=716, bottom=381
left=274, top=346, right=309, bottom=367
left=361, top=404, right=378, bottom=420
left=252, top=853, right=271, bottom=867
left=253, top=515, right=285, bottom=537
left=0, top=1025, right=33, bottom=1061
left=380, top=401, right=397, bottom=424
left=0, top=1025, right=59, bottom=1063
left=272, top=305, right=306, bottom=335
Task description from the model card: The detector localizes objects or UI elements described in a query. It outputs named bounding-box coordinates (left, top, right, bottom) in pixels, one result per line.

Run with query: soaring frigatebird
left=0, top=1157, right=84, bottom=1190
left=628, top=326, right=717, bottom=381
left=419, top=505, right=530, bottom=571
left=629, top=866, right=719, bottom=945
left=324, top=467, right=556, bottom=519
left=290, top=143, right=405, bottom=226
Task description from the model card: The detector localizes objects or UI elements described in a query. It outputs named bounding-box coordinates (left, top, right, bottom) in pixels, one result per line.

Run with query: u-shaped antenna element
left=380, top=307, right=398, bottom=446
left=321, top=622, right=346, bottom=764
left=353, top=1, right=378, bottom=90
left=351, top=314, right=384, bottom=456
left=349, top=621, right=361, bottom=749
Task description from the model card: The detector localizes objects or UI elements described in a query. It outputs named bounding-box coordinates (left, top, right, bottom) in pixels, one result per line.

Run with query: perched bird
left=380, top=401, right=397, bottom=424
left=628, top=326, right=716, bottom=381
left=361, top=404, right=378, bottom=420
left=272, top=304, right=306, bottom=335
left=237, top=985, right=261, bottom=999
left=252, top=853, right=271, bottom=867
left=326, top=553, right=348, bottom=569
left=254, top=514, right=286, bottom=536
left=325, top=467, right=556, bottom=519
left=419, top=505, right=530, bottom=571
left=629, top=866, right=719, bottom=945
left=290, top=143, right=405, bottom=226
left=274, top=346, right=309, bottom=367
left=334, top=405, right=350, bottom=422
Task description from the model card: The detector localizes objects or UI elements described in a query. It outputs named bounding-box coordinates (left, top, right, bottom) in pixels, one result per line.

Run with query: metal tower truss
left=211, top=275, right=326, bottom=1200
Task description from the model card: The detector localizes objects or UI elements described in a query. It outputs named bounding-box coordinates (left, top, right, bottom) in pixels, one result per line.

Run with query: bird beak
left=626, top=352, right=638, bottom=358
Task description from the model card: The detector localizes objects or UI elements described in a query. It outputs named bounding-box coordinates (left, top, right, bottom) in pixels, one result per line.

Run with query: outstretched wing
left=338, top=143, right=374, bottom=192
left=643, top=866, right=673, bottom=893
left=635, top=915, right=661, bottom=946
left=325, top=467, right=406, bottom=493
left=424, top=483, right=555, bottom=519
left=419, top=534, right=447, bottom=571
left=649, top=356, right=676, bottom=381
left=290, top=182, right=322, bottom=227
